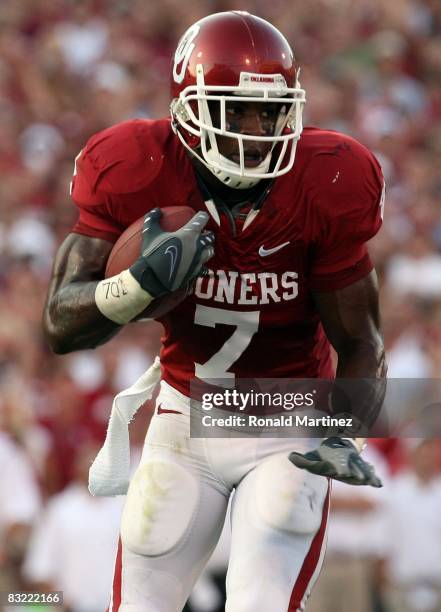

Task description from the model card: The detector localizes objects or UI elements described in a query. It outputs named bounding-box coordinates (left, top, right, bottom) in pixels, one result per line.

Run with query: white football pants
left=110, top=381, right=330, bottom=612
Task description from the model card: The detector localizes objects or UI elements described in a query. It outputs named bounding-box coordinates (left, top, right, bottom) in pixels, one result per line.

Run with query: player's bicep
left=312, top=269, right=382, bottom=355
left=45, top=233, right=113, bottom=299
left=43, top=233, right=123, bottom=353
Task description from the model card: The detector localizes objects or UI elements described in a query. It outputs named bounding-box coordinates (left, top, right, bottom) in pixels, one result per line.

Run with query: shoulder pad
left=304, top=131, right=384, bottom=221
left=74, top=119, right=170, bottom=199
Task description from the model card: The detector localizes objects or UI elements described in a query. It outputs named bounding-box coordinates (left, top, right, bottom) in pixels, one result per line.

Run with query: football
left=105, top=206, right=195, bottom=320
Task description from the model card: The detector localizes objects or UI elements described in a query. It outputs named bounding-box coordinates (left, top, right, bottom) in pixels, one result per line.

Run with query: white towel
left=88, top=356, right=161, bottom=496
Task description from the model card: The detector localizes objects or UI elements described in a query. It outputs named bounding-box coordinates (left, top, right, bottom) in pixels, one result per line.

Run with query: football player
left=43, top=11, right=387, bottom=612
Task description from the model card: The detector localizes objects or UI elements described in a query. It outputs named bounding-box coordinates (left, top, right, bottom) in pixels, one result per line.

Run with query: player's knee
left=254, top=454, right=328, bottom=534
left=121, top=460, right=198, bottom=556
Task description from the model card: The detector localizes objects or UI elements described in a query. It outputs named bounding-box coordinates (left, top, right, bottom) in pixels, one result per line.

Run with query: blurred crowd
left=0, top=0, right=440, bottom=610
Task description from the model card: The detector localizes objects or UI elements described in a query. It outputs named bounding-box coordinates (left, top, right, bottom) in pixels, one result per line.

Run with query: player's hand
left=288, top=437, right=383, bottom=487
left=129, top=208, right=215, bottom=297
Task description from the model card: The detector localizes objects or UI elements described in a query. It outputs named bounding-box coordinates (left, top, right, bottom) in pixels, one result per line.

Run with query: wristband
left=95, top=270, right=153, bottom=325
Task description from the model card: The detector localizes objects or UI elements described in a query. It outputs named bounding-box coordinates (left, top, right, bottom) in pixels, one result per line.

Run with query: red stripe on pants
left=109, top=537, right=123, bottom=611
left=288, top=484, right=331, bottom=611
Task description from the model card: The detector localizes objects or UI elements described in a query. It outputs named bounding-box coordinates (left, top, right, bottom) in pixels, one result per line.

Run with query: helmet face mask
left=170, top=12, right=306, bottom=189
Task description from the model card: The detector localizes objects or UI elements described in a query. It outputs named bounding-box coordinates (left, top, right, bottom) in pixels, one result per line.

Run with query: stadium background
left=0, top=0, right=440, bottom=610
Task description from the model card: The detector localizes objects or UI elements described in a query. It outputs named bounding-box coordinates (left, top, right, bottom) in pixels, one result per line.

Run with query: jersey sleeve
left=307, top=139, right=385, bottom=292
left=70, top=120, right=163, bottom=242
left=70, top=156, right=122, bottom=243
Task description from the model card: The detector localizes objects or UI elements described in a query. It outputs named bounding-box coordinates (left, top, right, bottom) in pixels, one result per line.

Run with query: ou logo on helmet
left=173, top=24, right=200, bottom=84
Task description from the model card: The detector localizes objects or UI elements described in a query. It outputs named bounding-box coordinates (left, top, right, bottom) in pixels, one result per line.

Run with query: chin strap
left=204, top=148, right=271, bottom=189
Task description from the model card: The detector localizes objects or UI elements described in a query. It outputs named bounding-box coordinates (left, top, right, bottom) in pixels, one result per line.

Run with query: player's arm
left=43, top=209, right=214, bottom=354
left=313, top=269, right=386, bottom=381
left=289, top=270, right=386, bottom=487
left=43, top=233, right=122, bottom=354
left=313, top=269, right=387, bottom=449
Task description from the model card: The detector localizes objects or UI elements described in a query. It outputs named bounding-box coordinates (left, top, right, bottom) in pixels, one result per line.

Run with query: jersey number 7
left=194, top=305, right=260, bottom=387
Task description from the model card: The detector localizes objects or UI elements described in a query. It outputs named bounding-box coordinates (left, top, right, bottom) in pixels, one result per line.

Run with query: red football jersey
left=71, top=119, right=384, bottom=395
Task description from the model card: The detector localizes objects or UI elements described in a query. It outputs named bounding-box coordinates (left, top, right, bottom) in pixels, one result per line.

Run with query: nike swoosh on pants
left=157, top=405, right=183, bottom=416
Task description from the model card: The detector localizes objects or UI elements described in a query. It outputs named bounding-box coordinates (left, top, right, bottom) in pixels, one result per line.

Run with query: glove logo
left=165, top=244, right=179, bottom=281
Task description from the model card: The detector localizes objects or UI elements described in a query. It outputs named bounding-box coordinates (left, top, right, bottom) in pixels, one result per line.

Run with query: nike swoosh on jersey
left=258, top=241, right=290, bottom=257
